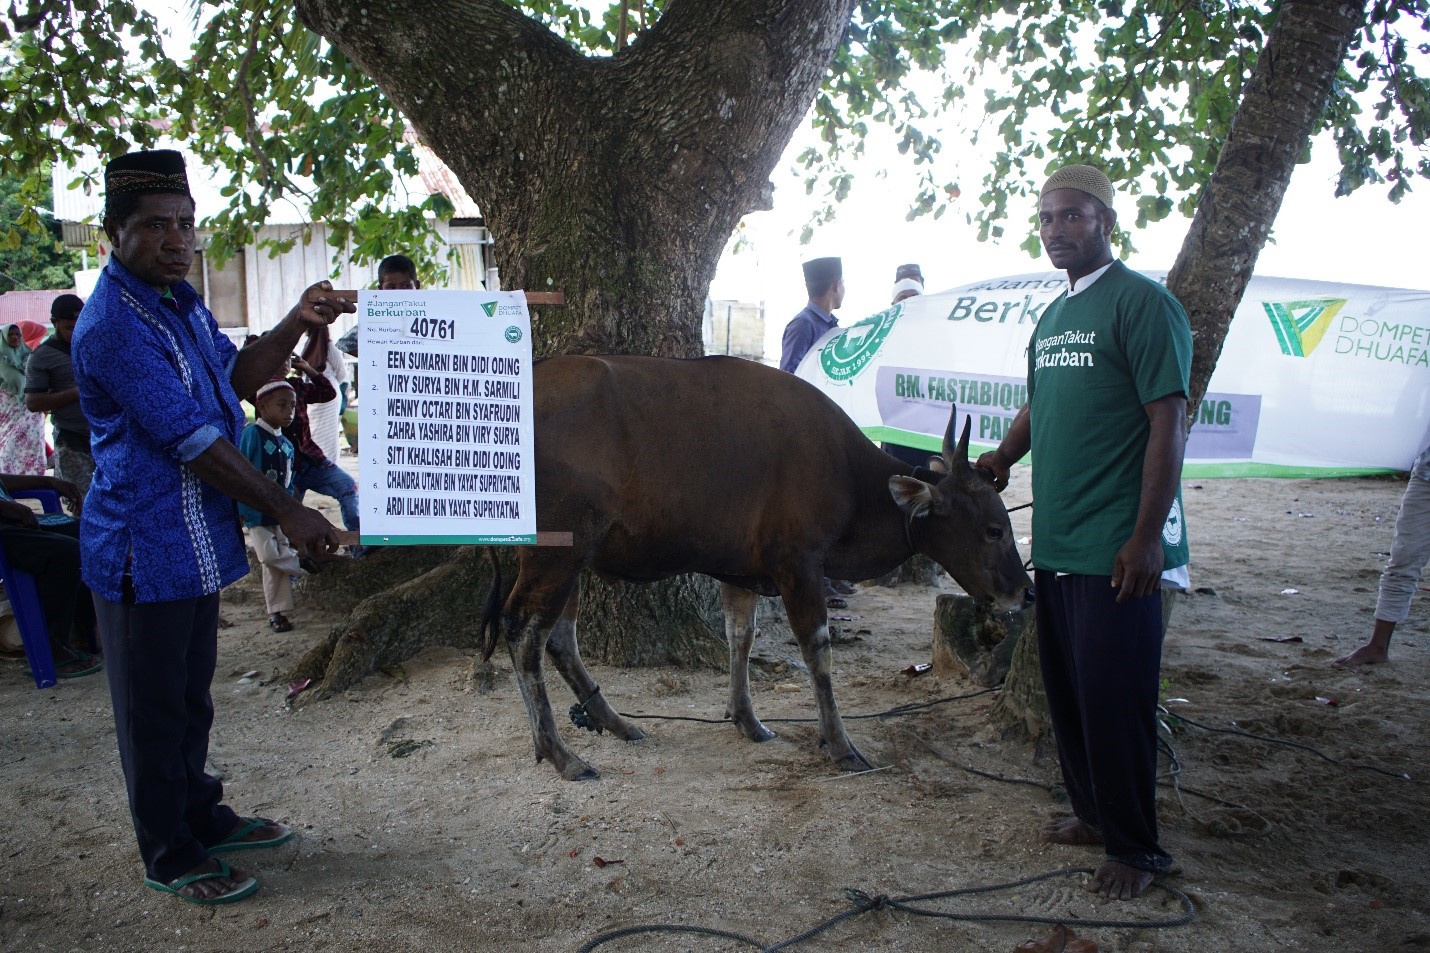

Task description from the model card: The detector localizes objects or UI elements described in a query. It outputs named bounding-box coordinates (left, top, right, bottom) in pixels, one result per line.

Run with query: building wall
left=705, top=298, right=766, bottom=363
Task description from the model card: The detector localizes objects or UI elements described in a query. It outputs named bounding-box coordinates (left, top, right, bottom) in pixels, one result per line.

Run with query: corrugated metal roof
left=409, top=129, right=482, bottom=220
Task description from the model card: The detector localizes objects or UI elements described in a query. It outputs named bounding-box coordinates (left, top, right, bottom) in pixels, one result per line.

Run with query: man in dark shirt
left=779, top=256, right=843, bottom=373
left=25, top=294, right=93, bottom=496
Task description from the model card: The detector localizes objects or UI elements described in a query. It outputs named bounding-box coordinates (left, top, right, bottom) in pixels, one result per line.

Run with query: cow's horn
left=942, top=404, right=971, bottom=466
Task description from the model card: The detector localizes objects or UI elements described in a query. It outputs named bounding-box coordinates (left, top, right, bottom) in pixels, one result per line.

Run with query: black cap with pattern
left=104, top=149, right=191, bottom=198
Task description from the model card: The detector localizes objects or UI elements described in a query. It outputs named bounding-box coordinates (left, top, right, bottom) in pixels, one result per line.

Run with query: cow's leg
left=782, top=576, right=873, bottom=772
left=544, top=585, right=645, bottom=742
left=721, top=583, right=774, bottom=742
left=503, top=576, right=599, bottom=781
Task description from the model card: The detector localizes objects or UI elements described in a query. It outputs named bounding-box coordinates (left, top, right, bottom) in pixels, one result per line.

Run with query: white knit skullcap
left=1040, top=165, right=1115, bottom=208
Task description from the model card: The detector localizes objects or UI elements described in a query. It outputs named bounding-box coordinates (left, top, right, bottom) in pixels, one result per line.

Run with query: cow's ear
left=889, top=475, right=939, bottom=519
left=925, top=455, right=947, bottom=474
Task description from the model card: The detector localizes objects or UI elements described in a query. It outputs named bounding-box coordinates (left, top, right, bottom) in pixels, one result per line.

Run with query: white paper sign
left=358, top=290, right=535, bottom=544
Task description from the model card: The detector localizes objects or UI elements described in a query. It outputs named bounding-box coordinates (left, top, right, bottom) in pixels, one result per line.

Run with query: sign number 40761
left=410, top=317, right=456, bottom=340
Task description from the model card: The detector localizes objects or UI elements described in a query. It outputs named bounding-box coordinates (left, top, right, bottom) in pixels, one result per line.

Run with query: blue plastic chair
left=0, top=489, right=66, bottom=689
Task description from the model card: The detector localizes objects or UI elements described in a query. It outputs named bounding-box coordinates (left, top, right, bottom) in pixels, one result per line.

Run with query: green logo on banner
left=481, top=301, right=499, bottom=317
left=504, top=325, right=522, bottom=343
left=1263, top=298, right=1346, bottom=357
left=818, top=305, right=901, bottom=382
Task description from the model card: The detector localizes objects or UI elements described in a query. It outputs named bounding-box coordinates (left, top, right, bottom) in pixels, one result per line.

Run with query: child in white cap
left=239, top=378, right=304, bottom=631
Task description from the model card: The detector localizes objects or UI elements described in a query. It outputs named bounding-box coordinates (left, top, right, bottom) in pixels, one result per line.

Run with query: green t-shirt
left=1026, top=261, right=1192, bottom=575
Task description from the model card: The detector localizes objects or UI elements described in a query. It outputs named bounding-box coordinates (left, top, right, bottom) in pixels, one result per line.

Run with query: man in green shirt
left=978, top=164, right=1191, bottom=900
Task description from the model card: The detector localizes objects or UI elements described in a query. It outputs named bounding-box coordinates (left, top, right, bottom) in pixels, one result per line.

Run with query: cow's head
left=888, top=406, right=1032, bottom=608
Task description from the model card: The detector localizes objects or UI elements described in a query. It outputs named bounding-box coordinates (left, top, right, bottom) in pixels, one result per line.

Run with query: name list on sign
left=358, top=290, right=536, bottom=544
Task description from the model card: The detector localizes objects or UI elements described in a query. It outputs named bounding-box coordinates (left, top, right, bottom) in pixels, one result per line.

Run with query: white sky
left=137, top=0, right=1430, bottom=362
left=711, top=121, right=1430, bottom=363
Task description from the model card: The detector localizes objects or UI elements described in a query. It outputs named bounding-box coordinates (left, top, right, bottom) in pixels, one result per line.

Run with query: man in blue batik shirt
left=73, top=149, right=354, bottom=906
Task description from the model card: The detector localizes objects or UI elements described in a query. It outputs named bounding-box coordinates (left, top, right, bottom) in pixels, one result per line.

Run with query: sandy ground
left=2, top=471, right=1427, bottom=953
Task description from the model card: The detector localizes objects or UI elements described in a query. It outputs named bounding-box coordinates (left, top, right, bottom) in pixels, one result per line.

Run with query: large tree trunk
left=290, top=549, right=728, bottom=698
left=1169, top=0, right=1366, bottom=414
left=994, top=0, right=1366, bottom=738
left=288, top=0, right=856, bottom=690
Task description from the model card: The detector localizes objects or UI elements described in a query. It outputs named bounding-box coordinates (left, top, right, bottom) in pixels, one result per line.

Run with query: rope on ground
left=576, top=867, right=1194, bottom=952
left=895, top=726, right=1057, bottom=791
left=1169, top=711, right=1413, bottom=781
left=616, top=687, right=996, bottom=727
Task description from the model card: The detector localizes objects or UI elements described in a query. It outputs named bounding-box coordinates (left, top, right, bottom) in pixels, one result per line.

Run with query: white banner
left=358, top=290, right=536, bottom=543
left=795, top=271, right=1430, bottom=477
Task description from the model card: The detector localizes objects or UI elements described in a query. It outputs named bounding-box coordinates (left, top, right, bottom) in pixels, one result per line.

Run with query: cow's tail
left=479, top=547, right=510, bottom=662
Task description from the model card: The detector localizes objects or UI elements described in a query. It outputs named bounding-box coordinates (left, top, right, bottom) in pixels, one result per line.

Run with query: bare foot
left=1085, top=860, right=1153, bottom=900
left=1333, top=643, right=1389, bottom=667
left=1040, top=816, right=1102, bottom=846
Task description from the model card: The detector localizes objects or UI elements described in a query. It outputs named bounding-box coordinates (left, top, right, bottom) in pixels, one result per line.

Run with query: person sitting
left=0, top=472, right=98, bottom=677
left=285, top=354, right=360, bottom=539
left=239, top=379, right=306, bottom=632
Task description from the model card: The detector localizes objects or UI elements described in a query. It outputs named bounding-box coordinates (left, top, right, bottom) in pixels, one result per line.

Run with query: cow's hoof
left=729, top=714, right=775, bottom=743
left=745, top=723, right=777, bottom=743
left=559, top=760, right=600, bottom=781
left=618, top=724, right=646, bottom=742
left=833, top=749, right=875, bottom=772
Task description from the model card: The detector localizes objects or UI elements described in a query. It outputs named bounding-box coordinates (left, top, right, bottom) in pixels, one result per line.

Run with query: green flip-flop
left=208, top=816, right=294, bottom=854
left=143, top=858, right=258, bottom=905
left=55, top=649, right=102, bottom=679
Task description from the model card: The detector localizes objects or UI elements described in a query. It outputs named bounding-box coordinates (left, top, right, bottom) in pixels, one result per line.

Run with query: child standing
left=240, top=378, right=303, bottom=632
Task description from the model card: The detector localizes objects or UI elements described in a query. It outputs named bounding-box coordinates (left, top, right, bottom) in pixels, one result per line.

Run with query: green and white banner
left=359, top=290, right=536, bottom=544
left=795, top=271, right=1429, bottom=478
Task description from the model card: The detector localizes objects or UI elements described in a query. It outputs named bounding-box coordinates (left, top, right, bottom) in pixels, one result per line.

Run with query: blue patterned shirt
left=72, top=258, right=250, bottom=603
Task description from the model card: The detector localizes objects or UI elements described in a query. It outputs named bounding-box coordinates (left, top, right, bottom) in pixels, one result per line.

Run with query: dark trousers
left=0, top=520, right=93, bottom=648
left=95, top=589, right=241, bottom=883
left=1033, top=570, right=1174, bottom=873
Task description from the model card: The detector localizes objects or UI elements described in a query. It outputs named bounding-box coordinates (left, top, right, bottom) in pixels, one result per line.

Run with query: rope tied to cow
left=569, top=685, right=605, bottom=734
left=574, top=866, right=1195, bottom=952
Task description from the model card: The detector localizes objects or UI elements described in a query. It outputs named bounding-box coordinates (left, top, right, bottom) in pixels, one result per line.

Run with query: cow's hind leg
left=503, top=581, right=599, bottom=781
left=544, top=585, right=645, bottom=742
left=783, top=576, right=873, bottom=772
left=721, top=583, right=774, bottom=742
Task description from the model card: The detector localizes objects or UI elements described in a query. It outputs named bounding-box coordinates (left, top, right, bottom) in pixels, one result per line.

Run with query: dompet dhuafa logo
left=819, top=306, right=901, bottom=382
left=1263, top=298, right=1347, bottom=357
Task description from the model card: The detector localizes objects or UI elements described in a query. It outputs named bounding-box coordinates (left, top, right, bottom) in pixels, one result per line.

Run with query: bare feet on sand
left=1040, top=816, right=1102, bottom=846
left=1086, top=860, right=1154, bottom=900
left=1333, top=643, right=1389, bottom=667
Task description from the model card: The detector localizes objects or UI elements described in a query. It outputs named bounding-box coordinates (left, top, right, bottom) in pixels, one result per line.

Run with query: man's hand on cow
left=295, top=280, right=356, bottom=330
left=974, top=450, right=1011, bottom=492
left=278, top=505, right=345, bottom=562
left=1111, top=534, right=1163, bottom=603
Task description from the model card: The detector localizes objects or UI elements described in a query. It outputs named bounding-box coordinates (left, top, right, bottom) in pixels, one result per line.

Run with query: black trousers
left=0, top=519, right=93, bottom=647
left=95, top=588, right=241, bottom=883
left=1033, top=569, right=1174, bottom=873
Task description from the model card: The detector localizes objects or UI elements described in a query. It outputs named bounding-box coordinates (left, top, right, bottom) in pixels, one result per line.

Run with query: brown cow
left=482, top=354, right=1030, bottom=780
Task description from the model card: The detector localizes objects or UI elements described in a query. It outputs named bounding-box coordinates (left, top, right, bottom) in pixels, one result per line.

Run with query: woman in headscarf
left=0, top=324, right=47, bottom=474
